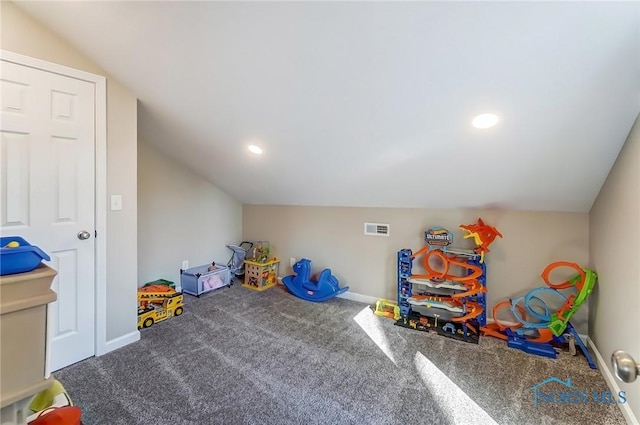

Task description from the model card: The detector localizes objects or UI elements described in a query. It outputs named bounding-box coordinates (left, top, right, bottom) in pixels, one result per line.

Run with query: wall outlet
left=181, top=260, right=189, bottom=270
left=289, top=257, right=296, bottom=267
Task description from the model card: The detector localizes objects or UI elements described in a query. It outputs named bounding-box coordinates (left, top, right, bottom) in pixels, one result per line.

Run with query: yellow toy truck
left=137, top=284, right=184, bottom=329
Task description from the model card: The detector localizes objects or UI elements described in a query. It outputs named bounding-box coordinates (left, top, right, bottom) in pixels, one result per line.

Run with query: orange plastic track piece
left=466, top=322, right=478, bottom=335
left=409, top=245, right=430, bottom=260
left=527, top=328, right=554, bottom=343
left=451, top=279, right=487, bottom=299
left=451, top=302, right=483, bottom=322
left=541, top=261, right=585, bottom=290
left=481, top=325, right=508, bottom=340
left=483, top=299, right=555, bottom=343
left=490, top=300, right=525, bottom=331
left=424, top=249, right=450, bottom=279
left=420, top=250, right=483, bottom=282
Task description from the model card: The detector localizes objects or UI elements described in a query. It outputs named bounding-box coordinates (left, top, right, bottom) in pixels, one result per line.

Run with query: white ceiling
left=15, top=1, right=640, bottom=212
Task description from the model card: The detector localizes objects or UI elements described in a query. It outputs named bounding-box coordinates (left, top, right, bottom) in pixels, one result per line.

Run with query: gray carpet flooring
left=55, top=283, right=626, bottom=425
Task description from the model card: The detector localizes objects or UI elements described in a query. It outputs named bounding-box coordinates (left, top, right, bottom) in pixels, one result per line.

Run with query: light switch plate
left=110, top=195, right=122, bottom=211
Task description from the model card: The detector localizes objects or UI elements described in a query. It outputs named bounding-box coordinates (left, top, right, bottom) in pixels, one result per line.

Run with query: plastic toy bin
left=1, top=237, right=50, bottom=276
left=180, top=264, right=231, bottom=297
left=0, top=264, right=57, bottom=409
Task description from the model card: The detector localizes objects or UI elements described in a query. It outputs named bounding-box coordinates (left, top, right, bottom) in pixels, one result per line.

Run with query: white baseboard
left=99, top=330, right=140, bottom=356
left=336, top=290, right=380, bottom=305
left=588, top=339, right=639, bottom=425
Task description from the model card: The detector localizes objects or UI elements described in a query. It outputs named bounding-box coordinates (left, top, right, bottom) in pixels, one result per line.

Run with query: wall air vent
left=364, top=222, right=390, bottom=237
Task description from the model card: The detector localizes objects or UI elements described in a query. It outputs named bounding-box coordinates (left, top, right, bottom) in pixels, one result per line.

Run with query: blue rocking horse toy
left=282, top=258, right=349, bottom=302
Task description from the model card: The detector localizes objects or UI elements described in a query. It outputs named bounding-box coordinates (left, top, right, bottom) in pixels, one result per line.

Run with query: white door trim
left=0, top=50, right=109, bottom=357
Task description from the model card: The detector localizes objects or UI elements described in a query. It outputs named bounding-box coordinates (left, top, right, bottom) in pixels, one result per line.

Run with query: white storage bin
left=1, top=395, right=31, bottom=425
left=180, top=264, right=231, bottom=297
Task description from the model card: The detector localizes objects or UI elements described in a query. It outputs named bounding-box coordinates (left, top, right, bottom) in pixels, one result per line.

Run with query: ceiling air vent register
left=364, top=222, right=390, bottom=237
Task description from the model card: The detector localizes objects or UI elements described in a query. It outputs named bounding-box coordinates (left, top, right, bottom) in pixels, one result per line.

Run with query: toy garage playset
left=394, top=219, right=501, bottom=344
left=386, top=218, right=597, bottom=368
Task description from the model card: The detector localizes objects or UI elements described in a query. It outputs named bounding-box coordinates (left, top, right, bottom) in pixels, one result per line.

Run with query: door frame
left=1, top=50, right=109, bottom=359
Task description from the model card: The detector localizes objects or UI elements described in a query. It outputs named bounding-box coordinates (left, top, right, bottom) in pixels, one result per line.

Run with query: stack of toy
left=395, top=218, right=502, bottom=344
left=481, top=261, right=597, bottom=368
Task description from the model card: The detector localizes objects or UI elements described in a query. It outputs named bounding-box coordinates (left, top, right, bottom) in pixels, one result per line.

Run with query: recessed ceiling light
left=247, top=145, right=263, bottom=155
left=472, top=113, right=499, bottom=129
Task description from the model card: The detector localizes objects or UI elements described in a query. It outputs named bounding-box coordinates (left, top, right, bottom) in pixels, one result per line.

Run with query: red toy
left=459, top=218, right=503, bottom=262
left=29, top=406, right=82, bottom=425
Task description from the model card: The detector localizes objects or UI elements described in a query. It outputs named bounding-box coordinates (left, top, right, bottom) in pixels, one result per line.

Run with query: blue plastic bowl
left=0, top=236, right=51, bottom=276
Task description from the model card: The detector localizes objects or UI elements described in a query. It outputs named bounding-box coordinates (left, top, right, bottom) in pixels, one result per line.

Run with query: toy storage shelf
left=243, top=259, right=280, bottom=291
left=0, top=264, right=57, bottom=410
left=396, top=247, right=486, bottom=344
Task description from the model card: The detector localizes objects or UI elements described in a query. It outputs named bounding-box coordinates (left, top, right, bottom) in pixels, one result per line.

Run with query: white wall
left=589, top=113, right=640, bottom=422
left=1, top=1, right=138, bottom=342
left=137, top=139, right=242, bottom=288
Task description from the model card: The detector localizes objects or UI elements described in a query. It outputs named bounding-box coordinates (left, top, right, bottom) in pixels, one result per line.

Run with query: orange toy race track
left=410, top=248, right=483, bottom=282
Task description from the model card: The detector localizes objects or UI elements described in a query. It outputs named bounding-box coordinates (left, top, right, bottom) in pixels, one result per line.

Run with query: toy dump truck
left=137, top=284, right=184, bottom=329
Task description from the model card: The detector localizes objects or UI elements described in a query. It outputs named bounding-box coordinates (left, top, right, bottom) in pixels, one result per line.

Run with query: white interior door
left=1, top=59, right=96, bottom=371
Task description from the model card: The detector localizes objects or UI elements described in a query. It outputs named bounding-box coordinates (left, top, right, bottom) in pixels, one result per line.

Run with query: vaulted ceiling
left=14, top=1, right=640, bottom=212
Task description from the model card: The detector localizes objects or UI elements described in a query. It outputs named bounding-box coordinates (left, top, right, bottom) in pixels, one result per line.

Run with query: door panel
left=0, top=60, right=96, bottom=371
left=1, top=131, right=30, bottom=227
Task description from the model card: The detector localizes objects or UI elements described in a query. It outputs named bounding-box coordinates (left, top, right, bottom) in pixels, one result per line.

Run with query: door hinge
left=95, top=230, right=97, bottom=238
